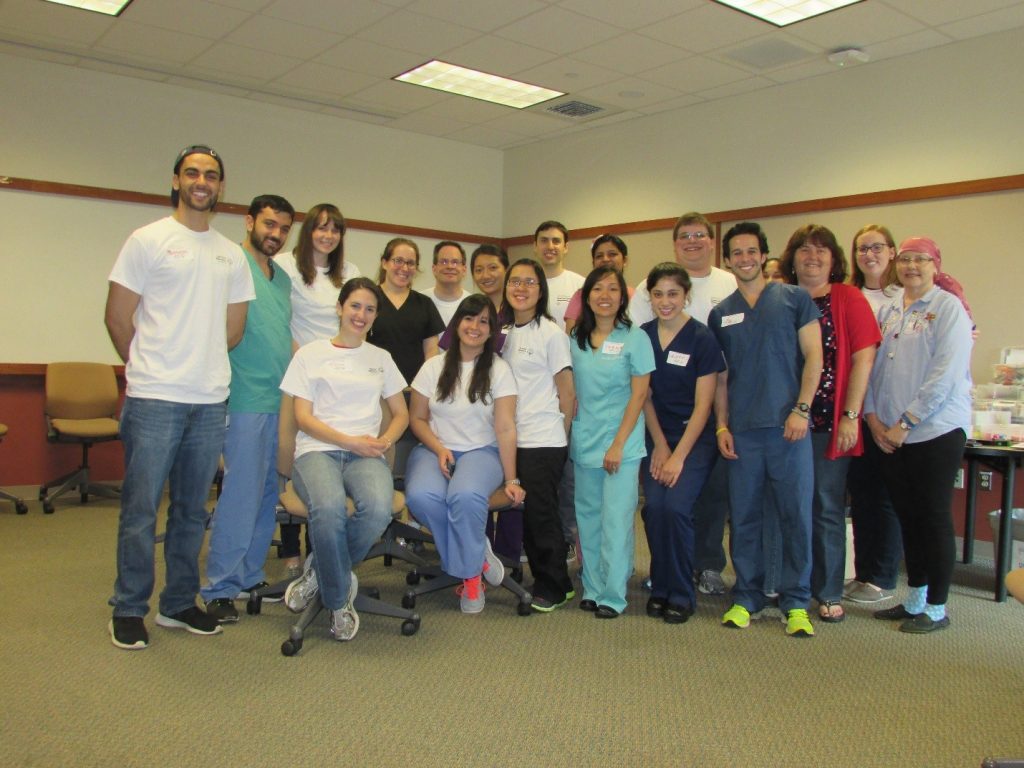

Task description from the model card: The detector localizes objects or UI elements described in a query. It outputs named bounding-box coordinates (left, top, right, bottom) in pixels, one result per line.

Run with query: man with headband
left=104, top=145, right=255, bottom=650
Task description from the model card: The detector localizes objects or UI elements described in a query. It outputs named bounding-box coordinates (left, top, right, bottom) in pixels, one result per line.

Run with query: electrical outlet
left=979, top=471, right=993, bottom=491
left=953, top=469, right=964, bottom=490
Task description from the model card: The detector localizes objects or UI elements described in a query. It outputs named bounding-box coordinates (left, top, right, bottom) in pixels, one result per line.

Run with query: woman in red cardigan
left=778, top=225, right=881, bottom=622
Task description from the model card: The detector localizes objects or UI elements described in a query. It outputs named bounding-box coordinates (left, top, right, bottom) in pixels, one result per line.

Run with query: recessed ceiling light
left=394, top=60, right=564, bottom=109
left=712, top=0, right=862, bottom=27
left=42, top=0, right=133, bottom=16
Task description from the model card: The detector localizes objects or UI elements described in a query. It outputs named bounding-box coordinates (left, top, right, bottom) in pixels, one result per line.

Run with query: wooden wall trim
left=500, top=173, right=1024, bottom=246
left=0, top=175, right=496, bottom=244
left=0, top=363, right=125, bottom=377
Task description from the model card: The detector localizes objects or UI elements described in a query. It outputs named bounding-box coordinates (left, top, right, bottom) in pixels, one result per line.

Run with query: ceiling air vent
left=545, top=100, right=604, bottom=119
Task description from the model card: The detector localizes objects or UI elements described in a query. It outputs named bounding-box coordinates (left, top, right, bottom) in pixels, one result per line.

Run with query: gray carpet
left=2, top=490, right=1023, bottom=768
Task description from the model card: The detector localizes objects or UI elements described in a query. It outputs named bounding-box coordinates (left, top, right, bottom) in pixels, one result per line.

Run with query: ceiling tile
left=513, top=56, right=621, bottom=93
left=784, top=2, right=924, bottom=49
left=316, top=37, right=424, bottom=77
left=223, top=14, right=344, bottom=59
left=639, top=3, right=767, bottom=54
left=635, top=93, right=705, bottom=115
left=640, top=55, right=749, bottom=93
left=412, top=96, right=513, bottom=124
left=94, top=21, right=216, bottom=65
left=0, top=40, right=80, bottom=65
left=319, top=104, right=394, bottom=124
left=271, top=61, right=378, bottom=97
left=355, top=9, right=479, bottom=56
left=482, top=109, right=566, bottom=137
left=571, top=76, right=685, bottom=110
left=881, top=0, right=1022, bottom=26
left=494, top=6, right=621, bottom=55
left=205, top=0, right=274, bottom=11
left=260, top=0, right=393, bottom=35
left=76, top=58, right=171, bottom=81
left=187, top=41, right=302, bottom=81
left=556, top=0, right=702, bottom=30
left=572, top=33, right=691, bottom=76
left=387, top=111, right=472, bottom=136
left=0, top=0, right=114, bottom=45
left=345, top=78, right=452, bottom=113
left=445, top=123, right=530, bottom=148
left=165, top=74, right=254, bottom=97
left=121, top=0, right=249, bottom=38
left=939, top=5, right=1024, bottom=39
left=764, top=56, right=840, bottom=84
left=695, top=74, right=775, bottom=101
left=441, top=34, right=556, bottom=76
left=719, top=36, right=816, bottom=72
left=863, top=29, right=953, bottom=62
left=406, top=0, right=546, bottom=33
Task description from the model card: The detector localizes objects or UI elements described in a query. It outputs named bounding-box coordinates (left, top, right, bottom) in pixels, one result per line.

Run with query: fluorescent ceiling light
left=394, top=60, right=564, bottom=109
left=41, top=0, right=133, bottom=16
left=713, top=0, right=862, bottom=27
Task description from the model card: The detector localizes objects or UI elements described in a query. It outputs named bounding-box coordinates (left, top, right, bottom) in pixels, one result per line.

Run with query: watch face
left=797, top=403, right=810, bottom=413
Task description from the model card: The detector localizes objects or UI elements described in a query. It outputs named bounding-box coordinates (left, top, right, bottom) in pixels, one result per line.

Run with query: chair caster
left=364, top=586, right=381, bottom=599
left=16, top=502, right=28, bottom=515
left=402, top=592, right=416, bottom=610
left=38, top=488, right=47, bottom=501
left=281, top=638, right=302, bottom=656
left=517, top=601, right=532, bottom=616
left=43, top=501, right=54, bottom=514
left=401, top=616, right=420, bottom=636
left=81, top=492, right=89, bottom=504
left=511, top=567, right=523, bottom=584
left=406, top=571, right=421, bottom=586
left=246, top=597, right=261, bottom=616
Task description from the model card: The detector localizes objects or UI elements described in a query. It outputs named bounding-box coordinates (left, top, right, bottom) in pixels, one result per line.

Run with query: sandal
left=818, top=600, right=845, bottom=623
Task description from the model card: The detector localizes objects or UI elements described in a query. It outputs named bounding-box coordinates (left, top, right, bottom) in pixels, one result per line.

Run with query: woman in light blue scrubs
left=569, top=266, right=655, bottom=618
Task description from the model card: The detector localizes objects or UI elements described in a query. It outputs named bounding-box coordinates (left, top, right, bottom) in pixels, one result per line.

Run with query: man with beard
left=202, top=194, right=295, bottom=624
left=104, top=145, right=255, bottom=650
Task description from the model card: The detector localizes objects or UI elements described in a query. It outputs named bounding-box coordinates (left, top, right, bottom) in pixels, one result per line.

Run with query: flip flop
left=818, top=600, right=845, bottom=623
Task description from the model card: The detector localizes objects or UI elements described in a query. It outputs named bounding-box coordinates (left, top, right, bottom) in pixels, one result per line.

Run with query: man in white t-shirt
left=427, top=240, right=469, bottom=333
left=104, top=145, right=255, bottom=650
left=534, top=220, right=585, bottom=331
left=628, top=212, right=738, bottom=597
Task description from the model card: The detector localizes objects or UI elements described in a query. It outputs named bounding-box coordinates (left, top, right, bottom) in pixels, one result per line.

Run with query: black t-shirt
left=370, top=289, right=445, bottom=383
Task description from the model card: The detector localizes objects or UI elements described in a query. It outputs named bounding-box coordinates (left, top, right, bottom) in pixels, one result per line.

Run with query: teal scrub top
left=569, top=323, right=655, bottom=469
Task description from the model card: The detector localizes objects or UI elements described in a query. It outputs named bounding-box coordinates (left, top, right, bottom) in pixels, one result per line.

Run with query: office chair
left=0, top=424, right=29, bottom=514
left=248, top=395, right=421, bottom=656
left=39, top=362, right=120, bottom=514
left=1007, top=569, right=1024, bottom=604
left=401, top=491, right=534, bottom=616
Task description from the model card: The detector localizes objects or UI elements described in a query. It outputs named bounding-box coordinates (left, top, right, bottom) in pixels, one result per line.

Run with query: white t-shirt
left=411, top=354, right=517, bottom=452
left=273, top=253, right=360, bottom=346
left=629, top=266, right=737, bottom=325
left=546, top=269, right=586, bottom=330
left=501, top=317, right=571, bottom=448
left=280, top=339, right=406, bottom=459
left=427, top=287, right=469, bottom=334
left=862, top=284, right=903, bottom=319
left=108, top=216, right=255, bottom=403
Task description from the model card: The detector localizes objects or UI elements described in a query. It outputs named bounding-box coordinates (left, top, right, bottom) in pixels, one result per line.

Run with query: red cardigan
left=819, top=283, right=882, bottom=460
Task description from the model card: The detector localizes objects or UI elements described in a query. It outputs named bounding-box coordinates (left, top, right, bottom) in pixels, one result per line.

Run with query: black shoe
left=205, top=598, right=239, bottom=624
left=579, top=599, right=598, bottom=612
left=155, top=606, right=223, bottom=636
left=595, top=605, right=619, bottom=619
left=240, top=581, right=283, bottom=603
left=663, top=603, right=693, bottom=624
left=109, top=616, right=148, bottom=650
left=873, top=603, right=920, bottom=621
left=646, top=597, right=666, bottom=618
left=899, top=614, right=950, bottom=634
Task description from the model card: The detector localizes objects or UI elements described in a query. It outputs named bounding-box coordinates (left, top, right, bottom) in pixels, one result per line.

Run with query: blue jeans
left=201, top=412, right=279, bottom=602
left=727, top=428, right=813, bottom=613
left=809, top=431, right=852, bottom=603
left=110, top=397, right=226, bottom=618
left=405, top=444, right=502, bottom=579
left=292, top=450, right=394, bottom=611
left=641, top=431, right=718, bottom=608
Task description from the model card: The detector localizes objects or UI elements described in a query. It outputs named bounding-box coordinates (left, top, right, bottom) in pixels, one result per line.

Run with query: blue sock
left=924, top=603, right=946, bottom=621
left=904, top=586, right=927, bottom=614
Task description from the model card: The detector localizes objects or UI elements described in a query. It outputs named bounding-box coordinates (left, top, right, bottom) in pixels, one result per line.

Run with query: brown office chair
left=39, top=362, right=121, bottom=514
left=1007, top=569, right=1024, bottom=604
left=249, top=394, right=421, bottom=656
left=0, top=424, right=29, bottom=515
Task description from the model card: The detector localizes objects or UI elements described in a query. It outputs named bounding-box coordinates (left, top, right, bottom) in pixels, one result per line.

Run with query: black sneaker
left=204, top=598, right=239, bottom=623
left=240, top=581, right=283, bottom=603
left=109, top=616, right=148, bottom=650
left=155, top=606, right=223, bottom=636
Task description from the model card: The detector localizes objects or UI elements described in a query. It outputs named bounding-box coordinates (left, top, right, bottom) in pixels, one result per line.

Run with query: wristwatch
left=505, top=478, right=521, bottom=486
left=898, top=419, right=913, bottom=431
left=794, top=402, right=810, bottom=414
left=843, top=410, right=859, bottom=420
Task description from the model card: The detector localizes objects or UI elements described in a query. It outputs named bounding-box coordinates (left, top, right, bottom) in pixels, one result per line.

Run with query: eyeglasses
left=676, top=231, right=708, bottom=242
left=389, top=257, right=417, bottom=269
left=436, top=258, right=464, bottom=267
left=856, top=243, right=890, bottom=255
left=895, top=254, right=934, bottom=265
left=507, top=277, right=540, bottom=288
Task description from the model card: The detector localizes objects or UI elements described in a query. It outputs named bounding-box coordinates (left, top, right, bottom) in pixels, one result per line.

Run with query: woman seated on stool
left=405, top=294, right=526, bottom=614
left=279, top=277, right=409, bottom=642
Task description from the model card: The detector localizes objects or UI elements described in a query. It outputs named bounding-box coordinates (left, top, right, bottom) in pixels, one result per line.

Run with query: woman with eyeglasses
left=776, top=225, right=881, bottom=624
left=500, top=259, right=576, bottom=612
left=864, top=237, right=972, bottom=634
left=405, top=294, right=525, bottom=614
left=570, top=266, right=655, bottom=618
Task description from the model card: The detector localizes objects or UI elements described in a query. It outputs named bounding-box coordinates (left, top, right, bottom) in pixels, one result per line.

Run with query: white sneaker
left=330, top=572, right=360, bottom=641
left=697, top=569, right=726, bottom=595
left=482, top=538, right=505, bottom=587
left=284, top=555, right=318, bottom=614
left=459, top=578, right=485, bottom=614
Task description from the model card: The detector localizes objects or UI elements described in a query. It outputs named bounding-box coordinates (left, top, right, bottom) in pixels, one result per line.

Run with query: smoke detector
left=827, top=47, right=870, bottom=67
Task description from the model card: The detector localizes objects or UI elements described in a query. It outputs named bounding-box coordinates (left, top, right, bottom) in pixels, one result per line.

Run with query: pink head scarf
left=897, top=236, right=974, bottom=322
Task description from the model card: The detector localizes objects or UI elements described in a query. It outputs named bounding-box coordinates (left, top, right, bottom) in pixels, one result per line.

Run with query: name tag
left=721, top=313, right=745, bottom=328
left=667, top=351, right=690, bottom=367
left=601, top=341, right=624, bottom=355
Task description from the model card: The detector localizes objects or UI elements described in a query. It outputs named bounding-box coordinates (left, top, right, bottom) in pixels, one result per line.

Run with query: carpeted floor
left=2, top=490, right=1023, bottom=768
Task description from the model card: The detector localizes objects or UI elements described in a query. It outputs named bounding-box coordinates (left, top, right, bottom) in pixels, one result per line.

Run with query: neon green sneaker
left=785, top=608, right=815, bottom=637
left=722, top=604, right=751, bottom=629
